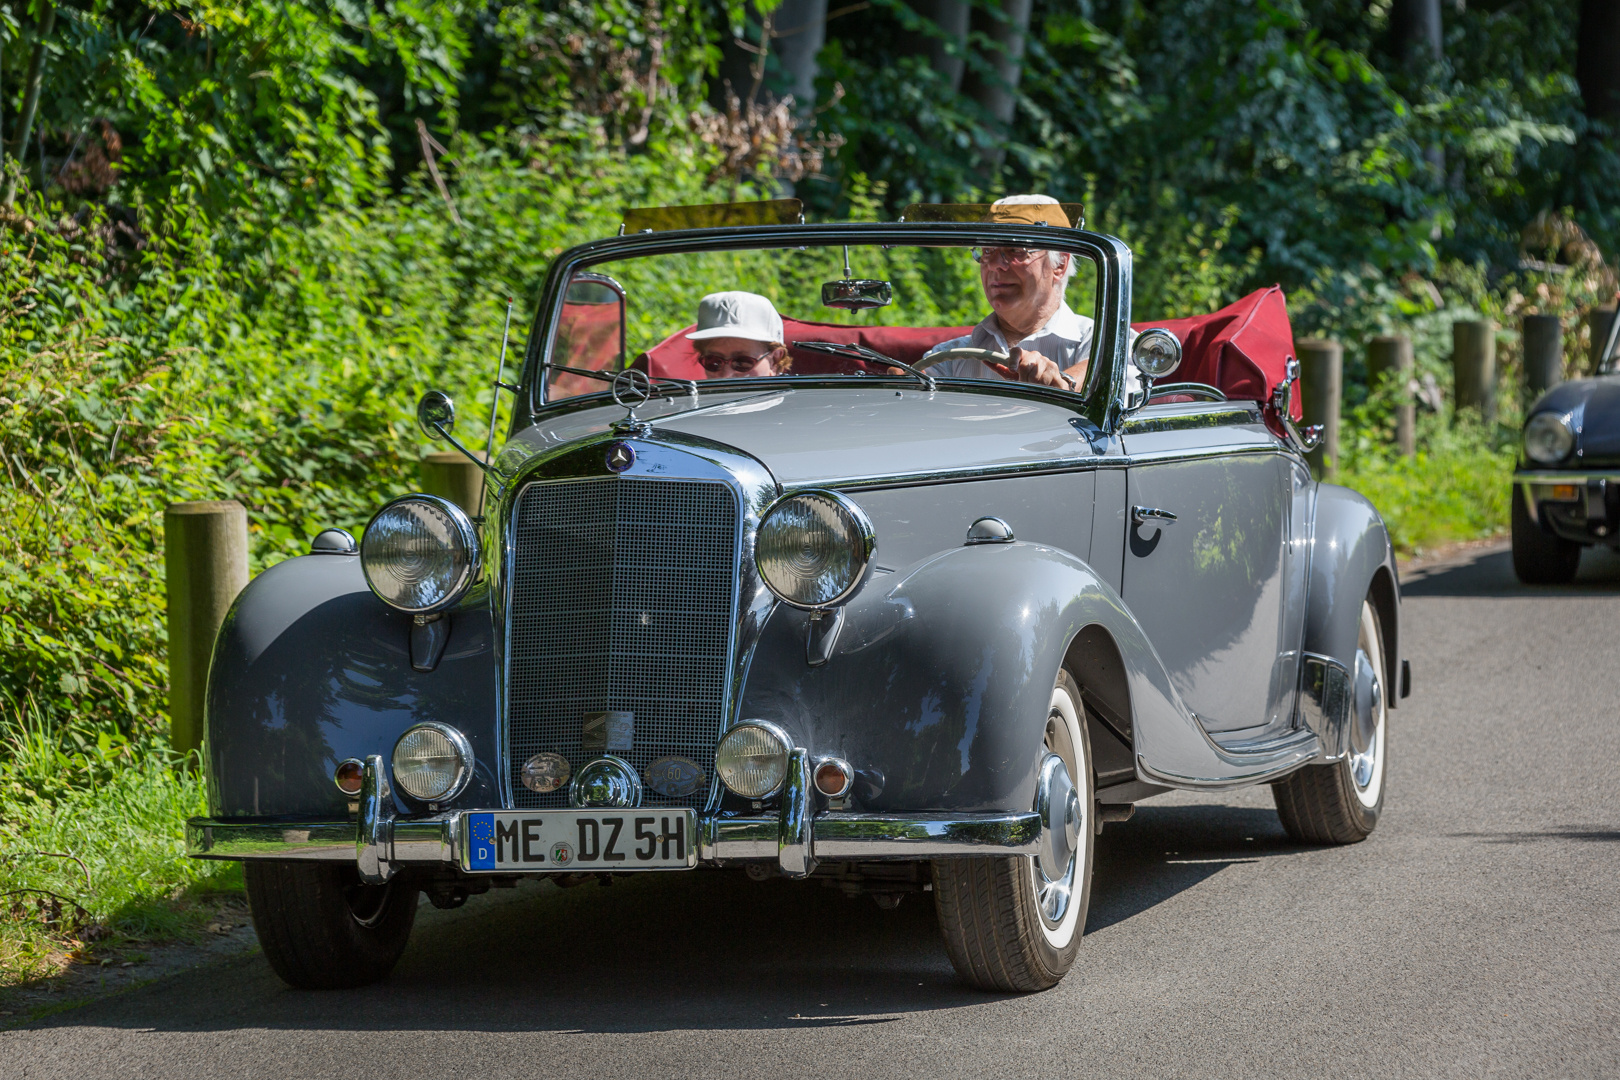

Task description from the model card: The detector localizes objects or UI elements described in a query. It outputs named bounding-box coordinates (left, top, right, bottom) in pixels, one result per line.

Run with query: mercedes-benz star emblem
left=610, top=368, right=653, bottom=411
left=606, top=442, right=636, bottom=472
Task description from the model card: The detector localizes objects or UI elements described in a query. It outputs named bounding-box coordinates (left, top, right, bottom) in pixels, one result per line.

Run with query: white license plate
left=459, top=810, right=697, bottom=872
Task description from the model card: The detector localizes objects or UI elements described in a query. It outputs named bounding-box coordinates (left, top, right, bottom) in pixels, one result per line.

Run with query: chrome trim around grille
left=489, top=433, right=782, bottom=814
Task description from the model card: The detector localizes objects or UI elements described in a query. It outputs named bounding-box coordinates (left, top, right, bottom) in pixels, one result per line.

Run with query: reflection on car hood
left=501, top=386, right=1100, bottom=486
left=1530, top=376, right=1620, bottom=466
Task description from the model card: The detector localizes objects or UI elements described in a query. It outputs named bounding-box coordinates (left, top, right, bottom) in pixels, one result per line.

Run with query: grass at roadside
left=0, top=714, right=242, bottom=991
left=1337, top=445, right=1514, bottom=558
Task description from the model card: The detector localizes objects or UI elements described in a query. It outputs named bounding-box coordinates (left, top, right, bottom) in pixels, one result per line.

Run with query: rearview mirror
left=822, top=279, right=893, bottom=310
left=417, top=390, right=456, bottom=440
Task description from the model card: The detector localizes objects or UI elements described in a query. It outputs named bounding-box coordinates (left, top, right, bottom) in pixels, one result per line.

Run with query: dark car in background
left=1512, top=314, right=1620, bottom=583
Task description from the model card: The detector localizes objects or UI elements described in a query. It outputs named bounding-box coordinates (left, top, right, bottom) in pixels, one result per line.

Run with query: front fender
left=203, top=554, right=499, bottom=819
left=737, top=541, right=1203, bottom=814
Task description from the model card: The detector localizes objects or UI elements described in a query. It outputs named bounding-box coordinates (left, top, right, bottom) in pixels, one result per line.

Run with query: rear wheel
left=244, top=861, right=418, bottom=989
left=1512, top=484, right=1581, bottom=585
left=934, top=670, right=1093, bottom=992
left=1273, top=598, right=1388, bottom=844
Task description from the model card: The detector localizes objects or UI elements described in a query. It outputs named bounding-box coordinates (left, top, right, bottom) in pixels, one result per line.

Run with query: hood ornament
left=611, top=369, right=654, bottom=435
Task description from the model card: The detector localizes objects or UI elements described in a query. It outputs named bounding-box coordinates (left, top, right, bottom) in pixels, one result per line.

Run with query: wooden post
left=1296, top=339, right=1342, bottom=476
left=1522, top=314, right=1563, bottom=395
left=1452, top=319, right=1497, bottom=423
left=420, top=451, right=485, bottom=515
left=1367, top=335, right=1416, bottom=457
left=165, top=500, right=249, bottom=759
left=1588, top=304, right=1616, bottom=373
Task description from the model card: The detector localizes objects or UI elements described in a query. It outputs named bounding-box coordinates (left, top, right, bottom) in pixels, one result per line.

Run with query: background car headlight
left=391, top=722, right=473, bottom=802
left=1524, top=412, right=1575, bottom=465
left=755, top=490, right=875, bottom=609
left=715, top=721, right=791, bottom=798
left=362, top=494, right=479, bottom=614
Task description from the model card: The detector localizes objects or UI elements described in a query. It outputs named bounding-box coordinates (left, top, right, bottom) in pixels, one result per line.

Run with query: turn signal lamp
left=333, top=758, right=365, bottom=796
left=813, top=757, right=853, bottom=798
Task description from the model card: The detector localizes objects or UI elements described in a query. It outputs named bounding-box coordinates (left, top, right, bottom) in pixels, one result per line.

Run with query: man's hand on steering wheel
left=986, top=347, right=1082, bottom=391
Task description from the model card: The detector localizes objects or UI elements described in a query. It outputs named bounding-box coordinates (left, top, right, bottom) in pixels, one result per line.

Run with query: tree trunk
left=965, top=0, right=1032, bottom=130
left=1389, top=0, right=1441, bottom=63
left=2, top=2, right=56, bottom=207
left=920, top=0, right=970, bottom=94
left=772, top=0, right=828, bottom=112
left=1578, top=0, right=1620, bottom=121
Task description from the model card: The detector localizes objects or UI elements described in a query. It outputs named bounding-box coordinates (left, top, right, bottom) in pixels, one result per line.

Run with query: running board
left=1135, top=728, right=1321, bottom=791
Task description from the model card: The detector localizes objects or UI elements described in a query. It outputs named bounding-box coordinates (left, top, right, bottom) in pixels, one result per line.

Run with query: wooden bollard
left=1522, top=314, right=1563, bottom=395
left=1452, top=319, right=1497, bottom=423
left=165, top=500, right=250, bottom=759
left=1296, top=339, right=1342, bottom=477
left=1367, top=335, right=1416, bottom=457
left=1587, top=305, right=1616, bottom=374
left=420, top=451, right=486, bottom=515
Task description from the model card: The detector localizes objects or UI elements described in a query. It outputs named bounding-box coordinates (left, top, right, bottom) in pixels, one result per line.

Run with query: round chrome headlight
left=715, top=721, right=791, bottom=799
left=391, top=722, right=473, bottom=802
left=361, top=495, right=479, bottom=614
left=755, top=491, right=875, bottom=609
left=1524, top=412, right=1575, bottom=465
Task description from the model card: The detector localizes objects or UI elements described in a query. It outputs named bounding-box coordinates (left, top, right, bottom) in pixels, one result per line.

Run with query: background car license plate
left=460, top=810, right=697, bottom=872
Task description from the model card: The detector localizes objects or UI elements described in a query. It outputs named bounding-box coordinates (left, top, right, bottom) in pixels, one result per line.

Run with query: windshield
left=542, top=240, right=1104, bottom=401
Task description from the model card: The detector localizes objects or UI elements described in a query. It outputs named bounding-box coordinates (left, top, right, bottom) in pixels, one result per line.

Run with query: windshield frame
left=514, top=222, right=1133, bottom=434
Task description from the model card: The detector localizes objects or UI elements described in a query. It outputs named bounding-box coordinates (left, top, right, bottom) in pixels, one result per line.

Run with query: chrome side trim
left=1297, top=653, right=1353, bottom=761
left=356, top=755, right=394, bottom=883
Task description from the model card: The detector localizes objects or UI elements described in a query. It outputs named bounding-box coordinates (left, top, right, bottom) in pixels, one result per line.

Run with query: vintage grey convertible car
left=188, top=202, right=1407, bottom=993
left=1511, top=311, right=1620, bottom=583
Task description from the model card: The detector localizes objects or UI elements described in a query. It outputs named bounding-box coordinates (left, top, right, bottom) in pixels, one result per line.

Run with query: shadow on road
left=1402, top=546, right=1620, bottom=598
left=18, top=804, right=1301, bottom=1035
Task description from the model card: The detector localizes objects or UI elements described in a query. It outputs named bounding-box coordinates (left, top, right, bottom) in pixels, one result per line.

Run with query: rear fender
left=1304, top=483, right=1401, bottom=700
left=203, top=555, right=499, bottom=819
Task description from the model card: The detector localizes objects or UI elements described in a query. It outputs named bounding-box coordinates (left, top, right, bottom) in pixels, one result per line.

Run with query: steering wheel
left=914, top=346, right=1012, bottom=372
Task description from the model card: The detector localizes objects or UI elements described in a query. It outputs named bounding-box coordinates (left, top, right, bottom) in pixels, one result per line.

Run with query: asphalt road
left=6, top=543, right=1619, bottom=1079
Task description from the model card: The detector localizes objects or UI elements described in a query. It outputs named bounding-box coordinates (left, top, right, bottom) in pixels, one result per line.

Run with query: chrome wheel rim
left=1033, top=684, right=1087, bottom=947
left=1348, top=601, right=1387, bottom=808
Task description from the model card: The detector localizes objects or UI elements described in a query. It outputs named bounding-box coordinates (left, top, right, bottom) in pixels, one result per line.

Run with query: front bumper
left=187, top=752, right=1041, bottom=883
left=1517, top=470, right=1620, bottom=543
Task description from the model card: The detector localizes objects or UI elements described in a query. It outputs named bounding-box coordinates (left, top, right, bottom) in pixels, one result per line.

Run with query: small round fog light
left=813, top=757, right=853, bottom=798
left=333, top=758, right=365, bottom=796
left=391, top=722, right=472, bottom=802
left=715, top=721, right=791, bottom=799
left=521, top=752, right=572, bottom=794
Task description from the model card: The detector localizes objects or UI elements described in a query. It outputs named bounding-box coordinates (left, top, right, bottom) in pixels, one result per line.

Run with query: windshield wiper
left=793, top=340, right=936, bottom=391
left=543, top=362, right=700, bottom=398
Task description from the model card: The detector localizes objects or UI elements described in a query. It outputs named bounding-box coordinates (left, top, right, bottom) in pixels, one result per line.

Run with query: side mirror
left=417, top=390, right=456, bottom=440
left=821, top=279, right=893, bottom=310
left=1131, top=328, right=1183, bottom=379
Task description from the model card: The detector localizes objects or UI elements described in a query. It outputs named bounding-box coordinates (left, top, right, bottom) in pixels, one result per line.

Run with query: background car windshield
left=546, top=242, right=1100, bottom=399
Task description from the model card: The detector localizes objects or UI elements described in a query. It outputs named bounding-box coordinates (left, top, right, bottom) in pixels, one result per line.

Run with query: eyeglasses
left=972, top=246, right=1045, bottom=268
left=698, top=347, right=780, bottom=373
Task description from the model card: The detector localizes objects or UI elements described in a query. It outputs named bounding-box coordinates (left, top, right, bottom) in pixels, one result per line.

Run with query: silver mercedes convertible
left=188, top=201, right=1407, bottom=993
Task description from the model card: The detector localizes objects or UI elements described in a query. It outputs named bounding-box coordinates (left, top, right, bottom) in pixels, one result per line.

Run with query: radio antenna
left=479, top=297, right=516, bottom=517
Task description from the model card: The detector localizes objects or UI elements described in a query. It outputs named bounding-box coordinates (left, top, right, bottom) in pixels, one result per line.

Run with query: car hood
left=499, top=385, right=1102, bottom=487
left=1529, top=376, right=1620, bottom=466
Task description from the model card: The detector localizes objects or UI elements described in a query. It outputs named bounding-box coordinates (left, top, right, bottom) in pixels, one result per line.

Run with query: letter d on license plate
left=460, top=810, right=698, bottom=872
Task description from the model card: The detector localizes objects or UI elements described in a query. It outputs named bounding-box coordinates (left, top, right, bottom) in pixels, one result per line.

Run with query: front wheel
left=244, top=861, right=419, bottom=989
left=1511, top=484, right=1581, bottom=585
left=1272, top=597, right=1388, bottom=844
left=934, top=670, right=1094, bottom=992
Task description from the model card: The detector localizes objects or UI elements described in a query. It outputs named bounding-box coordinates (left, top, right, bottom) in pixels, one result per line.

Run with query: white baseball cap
left=686, top=291, right=784, bottom=343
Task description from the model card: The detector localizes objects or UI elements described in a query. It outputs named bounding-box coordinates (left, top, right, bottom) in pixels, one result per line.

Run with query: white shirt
left=924, top=301, right=1139, bottom=400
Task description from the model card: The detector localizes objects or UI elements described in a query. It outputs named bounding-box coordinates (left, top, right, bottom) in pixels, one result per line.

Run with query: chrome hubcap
left=1034, top=751, right=1080, bottom=928
left=1350, top=648, right=1382, bottom=790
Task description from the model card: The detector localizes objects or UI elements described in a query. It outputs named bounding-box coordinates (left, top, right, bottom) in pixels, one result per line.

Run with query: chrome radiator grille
left=505, top=476, right=740, bottom=810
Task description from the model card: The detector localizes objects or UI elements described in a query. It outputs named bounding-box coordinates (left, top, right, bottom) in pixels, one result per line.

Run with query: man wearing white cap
left=925, top=194, right=1136, bottom=395
left=686, top=291, right=792, bottom=378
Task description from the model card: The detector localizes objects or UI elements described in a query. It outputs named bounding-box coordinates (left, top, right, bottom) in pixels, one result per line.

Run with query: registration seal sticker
left=551, top=841, right=574, bottom=866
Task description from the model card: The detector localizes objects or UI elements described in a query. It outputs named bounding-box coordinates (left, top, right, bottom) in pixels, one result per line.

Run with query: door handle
left=1132, top=505, right=1178, bottom=527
